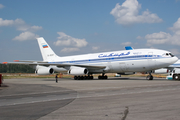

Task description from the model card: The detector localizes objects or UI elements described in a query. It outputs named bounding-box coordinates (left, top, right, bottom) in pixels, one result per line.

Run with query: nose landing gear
left=146, top=72, right=153, bottom=80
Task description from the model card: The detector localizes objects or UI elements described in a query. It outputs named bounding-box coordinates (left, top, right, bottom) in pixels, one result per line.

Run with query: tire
left=84, top=76, right=87, bottom=80
left=149, top=75, right=153, bottom=80
left=74, top=76, right=77, bottom=80
left=173, top=74, right=179, bottom=80
left=146, top=75, right=150, bottom=80
left=77, top=76, right=81, bottom=80
left=80, top=76, right=84, bottom=80
left=90, top=76, right=93, bottom=79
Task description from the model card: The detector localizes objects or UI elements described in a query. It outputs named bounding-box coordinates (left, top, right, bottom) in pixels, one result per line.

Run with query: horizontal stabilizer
left=13, top=60, right=48, bottom=63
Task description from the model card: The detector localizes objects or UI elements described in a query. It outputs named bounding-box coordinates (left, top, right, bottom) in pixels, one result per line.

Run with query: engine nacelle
left=174, top=68, right=180, bottom=73
left=68, top=67, right=88, bottom=75
left=152, top=68, right=169, bottom=74
left=35, top=67, right=54, bottom=75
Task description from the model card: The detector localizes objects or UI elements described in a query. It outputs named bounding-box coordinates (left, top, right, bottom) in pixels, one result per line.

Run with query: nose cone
left=172, top=56, right=178, bottom=64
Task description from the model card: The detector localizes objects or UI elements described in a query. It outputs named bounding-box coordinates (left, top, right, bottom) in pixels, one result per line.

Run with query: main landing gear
left=98, top=73, right=108, bottom=79
left=74, top=75, right=93, bottom=80
left=146, top=72, right=153, bottom=80
left=74, top=73, right=108, bottom=80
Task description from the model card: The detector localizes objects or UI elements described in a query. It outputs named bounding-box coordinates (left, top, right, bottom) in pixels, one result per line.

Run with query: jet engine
left=173, top=68, right=180, bottom=73
left=152, top=68, right=169, bottom=74
left=68, top=67, right=88, bottom=75
left=35, top=67, right=54, bottom=75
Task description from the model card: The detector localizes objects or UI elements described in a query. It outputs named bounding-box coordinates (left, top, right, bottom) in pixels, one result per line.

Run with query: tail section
left=37, top=37, right=60, bottom=61
left=125, top=46, right=134, bottom=50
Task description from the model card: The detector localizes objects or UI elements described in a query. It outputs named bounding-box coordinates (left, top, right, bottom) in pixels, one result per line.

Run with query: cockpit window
left=164, top=53, right=175, bottom=57
left=169, top=53, right=174, bottom=57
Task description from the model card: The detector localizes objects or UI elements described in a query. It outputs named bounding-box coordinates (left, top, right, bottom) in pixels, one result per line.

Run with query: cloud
left=0, top=18, right=14, bottom=26
left=0, top=18, right=42, bottom=31
left=169, top=18, right=180, bottom=33
left=13, top=31, right=39, bottom=41
left=54, top=32, right=88, bottom=48
left=0, top=4, right=4, bottom=9
left=30, top=26, right=42, bottom=31
left=145, top=17, right=180, bottom=46
left=136, top=36, right=144, bottom=40
left=0, top=18, right=42, bottom=41
left=110, top=0, right=162, bottom=25
left=0, top=18, right=25, bottom=27
left=60, top=47, right=80, bottom=53
left=145, top=31, right=171, bottom=44
left=92, top=46, right=99, bottom=50
left=16, top=25, right=42, bottom=32
left=121, top=42, right=132, bottom=46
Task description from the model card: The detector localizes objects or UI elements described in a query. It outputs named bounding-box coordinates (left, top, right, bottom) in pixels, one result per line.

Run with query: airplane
left=3, top=37, right=178, bottom=80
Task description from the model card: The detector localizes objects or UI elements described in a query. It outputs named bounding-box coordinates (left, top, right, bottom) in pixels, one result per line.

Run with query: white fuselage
left=48, top=49, right=178, bottom=74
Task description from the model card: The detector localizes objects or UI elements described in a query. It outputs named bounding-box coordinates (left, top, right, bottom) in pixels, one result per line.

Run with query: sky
left=1, top=0, right=180, bottom=62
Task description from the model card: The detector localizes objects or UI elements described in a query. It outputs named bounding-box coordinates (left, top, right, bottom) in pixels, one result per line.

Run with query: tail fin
left=125, top=46, right=134, bottom=50
left=37, top=37, right=60, bottom=61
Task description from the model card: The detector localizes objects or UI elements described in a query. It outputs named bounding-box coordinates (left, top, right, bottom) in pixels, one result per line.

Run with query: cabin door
left=148, top=52, right=156, bottom=69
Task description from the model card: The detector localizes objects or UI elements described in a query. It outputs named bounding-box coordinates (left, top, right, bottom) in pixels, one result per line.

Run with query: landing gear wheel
left=98, top=75, right=108, bottom=79
left=150, top=75, right=153, bottom=80
left=74, top=75, right=94, bottom=80
left=77, top=76, right=81, bottom=80
left=84, top=76, right=87, bottom=80
left=80, top=76, right=84, bottom=80
left=173, top=74, right=180, bottom=80
left=74, top=76, right=77, bottom=80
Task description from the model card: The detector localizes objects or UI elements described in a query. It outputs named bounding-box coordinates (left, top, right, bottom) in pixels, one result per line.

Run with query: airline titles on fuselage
left=98, top=52, right=130, bottom=58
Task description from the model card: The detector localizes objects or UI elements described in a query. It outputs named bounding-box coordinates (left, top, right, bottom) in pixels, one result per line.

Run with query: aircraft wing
left=3, top=61, right=106, bottom=70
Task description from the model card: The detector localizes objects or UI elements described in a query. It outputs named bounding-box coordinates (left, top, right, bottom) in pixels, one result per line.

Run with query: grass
left=0, top=73, right=167, bottom=79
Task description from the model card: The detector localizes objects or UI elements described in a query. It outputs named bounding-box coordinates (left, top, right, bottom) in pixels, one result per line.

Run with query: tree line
left=0, top=64, right=34, bottom=73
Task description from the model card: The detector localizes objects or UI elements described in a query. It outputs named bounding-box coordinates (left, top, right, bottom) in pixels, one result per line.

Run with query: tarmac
left=1, top=77, right=180, bottom=120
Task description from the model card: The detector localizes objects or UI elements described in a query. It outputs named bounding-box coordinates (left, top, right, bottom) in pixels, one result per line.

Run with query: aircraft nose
left=173, top=56, right=178, bottom=63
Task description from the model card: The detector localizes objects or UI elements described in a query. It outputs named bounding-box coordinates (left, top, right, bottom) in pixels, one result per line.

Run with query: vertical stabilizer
left=125, top=46, right=134, bottom=50
left=37, top=37, right=60, bottom=61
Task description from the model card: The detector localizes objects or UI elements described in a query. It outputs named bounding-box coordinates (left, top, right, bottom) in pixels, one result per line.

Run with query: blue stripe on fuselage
left=49, top=55, right=165, bottom=64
